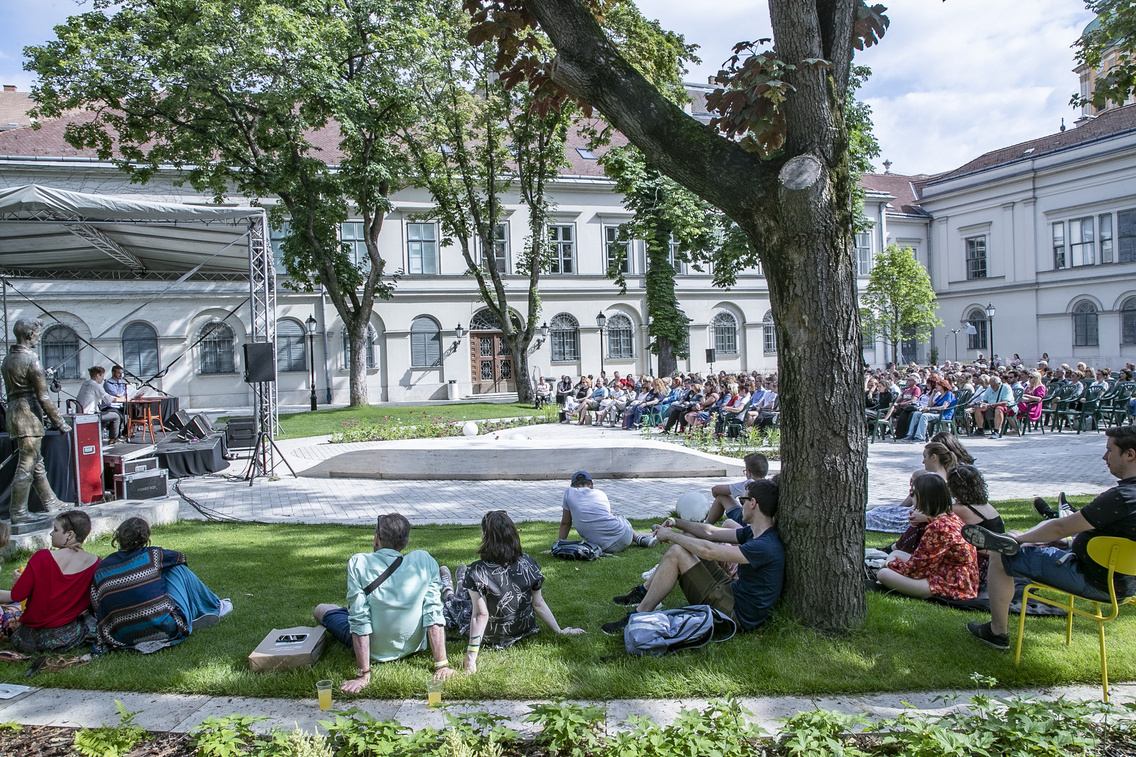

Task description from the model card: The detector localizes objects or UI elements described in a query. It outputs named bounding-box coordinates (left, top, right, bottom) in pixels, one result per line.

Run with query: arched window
left=1073, top=300, right=1099, bottom=347
left=966, top=308, right=988, bottom=350
left=41, top=325, right=81, bottom=380
left=606, top=314, right=633, bottom=359
left=122, top=322, right=160, bottom=378
left=762, top=311, right=777, bottom=356
left=410, top=317, right=442, bottom=368
left=276, top=319, right=307, bottom=372
left=198, top=321, right=235, bottom=375
left=1122, top=297, right=1136, bottom=345
left=712, top=312, right=738, bottom=356
left=342, top=324, right=377, bottom=370
left=550, top=313, right=579, bottom=362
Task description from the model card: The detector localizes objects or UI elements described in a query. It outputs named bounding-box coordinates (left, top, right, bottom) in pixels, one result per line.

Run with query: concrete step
left=2, top=497, right=181, bottom=557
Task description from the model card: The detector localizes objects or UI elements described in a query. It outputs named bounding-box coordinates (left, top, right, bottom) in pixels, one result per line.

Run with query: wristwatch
left=356, top=666, right=371, bottom=677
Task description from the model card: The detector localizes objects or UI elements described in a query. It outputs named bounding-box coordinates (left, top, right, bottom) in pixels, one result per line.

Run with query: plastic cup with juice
left=427, top=680, right=443, bottom=708
left=316, top=680, right=333, bottom=711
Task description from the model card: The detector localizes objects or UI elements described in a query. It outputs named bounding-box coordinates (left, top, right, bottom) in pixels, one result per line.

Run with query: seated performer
left=91, top=517, right=231, bottom=654
left=314, top=513, right=454, bottom=692
left=603, top=478, right=784, bottom=634
left=77, top=366, right=126, bottom=443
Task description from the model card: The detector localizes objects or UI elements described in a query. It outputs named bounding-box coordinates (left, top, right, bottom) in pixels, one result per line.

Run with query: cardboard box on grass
left=249, top=626, right=327, bottom=673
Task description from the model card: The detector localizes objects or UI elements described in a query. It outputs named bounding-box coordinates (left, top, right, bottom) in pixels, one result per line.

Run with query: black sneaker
left=1033, top=497, right=1059, bottom=520
left=966, top=621, right=1010, bottom=650
left=1058, top=492, right=1077, bottom=517
left=961, top=524, right=1020, bottom=555
left=601, top=613, right=632, bottom=636
left=613, top=584, right=647, bottom=606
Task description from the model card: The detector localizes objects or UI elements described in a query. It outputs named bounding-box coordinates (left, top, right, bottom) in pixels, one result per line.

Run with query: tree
left=27, top=0, right=438, bottom=405
left=400, top=7, right=570, bottom=403
left=1074, top=1, right=1136, bottom=112
left=861, top=245, right=941, bottom=365
left=467, top=0, right=894, bottom=630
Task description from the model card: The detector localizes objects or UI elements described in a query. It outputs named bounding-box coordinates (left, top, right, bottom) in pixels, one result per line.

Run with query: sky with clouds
left=1, top=0, right=1098, bottom=176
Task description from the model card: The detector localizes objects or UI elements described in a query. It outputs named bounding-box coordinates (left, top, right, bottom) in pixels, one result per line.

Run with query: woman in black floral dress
left=442, top=510, right=584, bottom=673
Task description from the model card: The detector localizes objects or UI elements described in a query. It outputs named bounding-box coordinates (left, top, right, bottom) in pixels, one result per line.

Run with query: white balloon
left=675, top=491, right=710, bottom=522
left=462, top=421, right=479, bottom=437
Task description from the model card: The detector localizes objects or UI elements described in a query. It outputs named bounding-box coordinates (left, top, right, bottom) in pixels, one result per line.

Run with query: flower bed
left=331, top=406, right=558, bottom=443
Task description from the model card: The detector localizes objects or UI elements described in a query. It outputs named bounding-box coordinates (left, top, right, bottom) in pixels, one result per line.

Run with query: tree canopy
left=861, top=244, right=941, bottom=364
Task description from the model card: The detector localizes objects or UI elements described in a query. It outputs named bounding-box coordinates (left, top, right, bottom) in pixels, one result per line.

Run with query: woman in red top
left=876, top=475, right=979, bottom=601
left=0, top=510, right=100, bottom=653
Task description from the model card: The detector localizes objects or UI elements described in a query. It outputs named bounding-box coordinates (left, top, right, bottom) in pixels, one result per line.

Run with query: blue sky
left=1, top=0, right=1098, bottom=175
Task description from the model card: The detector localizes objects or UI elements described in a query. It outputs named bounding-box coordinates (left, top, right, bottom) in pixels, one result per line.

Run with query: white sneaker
left=641, top=564, right=658, bottom=582
left=218, top=598, right=233, bottom=617
left=636, top=534, right=658, bottom=548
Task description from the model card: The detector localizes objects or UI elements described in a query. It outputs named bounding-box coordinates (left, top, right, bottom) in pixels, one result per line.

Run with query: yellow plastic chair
left=1014, top=536, right=1136, bottom=702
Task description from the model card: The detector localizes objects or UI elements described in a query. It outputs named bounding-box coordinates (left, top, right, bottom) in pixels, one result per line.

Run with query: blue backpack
left=623, top=605, right=737, bottom=656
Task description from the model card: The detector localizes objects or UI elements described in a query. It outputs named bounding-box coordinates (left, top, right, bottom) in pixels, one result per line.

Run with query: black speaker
left=225, top=416, right=257, bottom=450
left=243, top=343, right=276, bottom=383
left=181, top=413, right=214, bottom=440
left=705, top=348, right=716, bottom=364
left=166, top=410, right=191, bottom=432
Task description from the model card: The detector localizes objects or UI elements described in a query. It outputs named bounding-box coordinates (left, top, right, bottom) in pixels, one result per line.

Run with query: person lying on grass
left=602, top=478, right=784, bottom=636
left=91, top=517, right=231, bottom=655
left=440, top=510, right=584, bottom=674
left=314, top=512, right=454, bottom=693
left=876, top=474, right=979, bottom=601
left=0, top=510, right=99, bottom=654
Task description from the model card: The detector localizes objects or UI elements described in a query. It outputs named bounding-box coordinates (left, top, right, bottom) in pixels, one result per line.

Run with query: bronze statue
left=2, top=318, right=70, bottom=524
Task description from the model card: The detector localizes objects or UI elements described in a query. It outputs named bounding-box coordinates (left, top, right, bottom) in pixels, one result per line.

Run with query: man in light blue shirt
left=314, top=513, right=454, bottom=692
left=969, top=374, right=1013, bottom=438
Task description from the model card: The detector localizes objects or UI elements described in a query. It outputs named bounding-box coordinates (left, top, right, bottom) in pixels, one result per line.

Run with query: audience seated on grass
left=560, top=471, right=658, bottom=552
left=602, top=478, right=785, bottom=636
left=440, top=510, right=584, bottom=674
left=314, top=512, right=454, bottom=692
left=91, top=517, right=231, bottom=655
left=0, top=511, right=99, bottom=654
left=866, top=438, right=961, bottom=534
left=876, top=474, right=980, bottom=601
left=962, top=426, right=1136, bottom=650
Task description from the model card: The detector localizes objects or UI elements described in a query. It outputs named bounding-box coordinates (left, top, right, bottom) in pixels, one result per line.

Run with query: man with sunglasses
left=604, top=478, right=784, bottom=634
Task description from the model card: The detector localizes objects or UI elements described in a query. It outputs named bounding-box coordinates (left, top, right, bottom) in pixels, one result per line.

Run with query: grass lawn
left=272, top=403, right=541, bottom=440
left=1, top=494, right=1130, bottom=701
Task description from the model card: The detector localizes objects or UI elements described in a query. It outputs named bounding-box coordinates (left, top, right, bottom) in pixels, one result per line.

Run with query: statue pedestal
left=9, top=517, right=52, bottom=535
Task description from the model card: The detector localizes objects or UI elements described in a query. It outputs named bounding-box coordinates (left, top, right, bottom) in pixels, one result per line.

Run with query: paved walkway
left=0, top=682, right=1130, bottom=736
left=177, top=424, right=1118, bottom=524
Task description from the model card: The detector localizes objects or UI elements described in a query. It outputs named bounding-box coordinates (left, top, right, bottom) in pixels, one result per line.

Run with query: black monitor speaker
left=166, top=410, right=191, bottom=432
left=181, top=413, right=214, bottom=440
left=243, top=343, right=276, bottom=383
left=705, top=348, right=716, bottom=364
left=225, top=416, right=258, bottom=450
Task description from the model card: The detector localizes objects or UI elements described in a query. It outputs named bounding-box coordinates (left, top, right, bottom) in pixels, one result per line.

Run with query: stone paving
left=177, top=423, right=1118, bottom=524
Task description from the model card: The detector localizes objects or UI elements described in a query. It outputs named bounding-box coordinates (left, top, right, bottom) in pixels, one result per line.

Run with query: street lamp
left=305, top=314, right=318, bottom=411
left=455, top=322, right=465, bottom=345
left=985, top=302, right=997, bottom=363
left=596, top=311, right=607, bottom=376
left=948, top=327, right=963, bottom=362
left=534, top=321, right=550, bottom=349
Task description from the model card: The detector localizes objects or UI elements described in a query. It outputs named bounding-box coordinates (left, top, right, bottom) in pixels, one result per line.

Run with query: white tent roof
left=0, top=185, right=266, bottom=275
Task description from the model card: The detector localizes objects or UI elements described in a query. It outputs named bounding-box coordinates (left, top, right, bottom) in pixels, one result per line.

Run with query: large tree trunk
left=656, top=337, right=678, bottom=378
left=346, top=316, right=369, bottom=407
left=522, top=0, right=867, bottom=631
left=510, top=339, right=534, bottom=403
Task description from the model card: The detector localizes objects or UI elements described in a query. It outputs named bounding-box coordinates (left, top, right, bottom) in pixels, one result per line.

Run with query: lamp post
left=948, top=327, right=963, bottom=361
left=596, top=311, right=607, bottom=376
left=305, top=315, right=318, bottom=411
left=985, top=302, right=997, bottom=363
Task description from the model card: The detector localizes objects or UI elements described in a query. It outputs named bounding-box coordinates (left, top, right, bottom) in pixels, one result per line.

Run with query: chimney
left=2, top=86, right=15, bottom=92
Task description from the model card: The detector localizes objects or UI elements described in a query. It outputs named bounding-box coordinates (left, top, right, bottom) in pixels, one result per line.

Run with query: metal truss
left=65, top=223, right=146, bottom=272
left=247, top=213, right=279, bottom=477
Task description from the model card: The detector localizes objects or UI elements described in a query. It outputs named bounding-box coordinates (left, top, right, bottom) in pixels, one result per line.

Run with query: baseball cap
left=570, top=471, right=592, bottom=485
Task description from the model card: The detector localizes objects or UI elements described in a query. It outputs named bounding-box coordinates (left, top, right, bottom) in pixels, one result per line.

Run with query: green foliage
left=319, top=709, right=415, bottom=757
left=1073, top=1, right=1136, bottom=112
left=329, top=407, right=554, bottom=443
left=642, top=422, right=780, bottom=460
left=72, top=701, right=147, bottom=757
left=263, top=727, right=334, bottom=757
left=524, top=701, right=604, bottom=757
left=273, top=402, right=554, bottom=440
left=861, top=244, right=942, bottom=362
left=191, top=714, right=270, bottom=757
left=777, top=709, right=869, bottom=757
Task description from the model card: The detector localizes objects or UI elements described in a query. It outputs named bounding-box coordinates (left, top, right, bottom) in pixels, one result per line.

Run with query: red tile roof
left=860, top=172, right=933, bottom=216
left=0, top=90, right=35, bottom=131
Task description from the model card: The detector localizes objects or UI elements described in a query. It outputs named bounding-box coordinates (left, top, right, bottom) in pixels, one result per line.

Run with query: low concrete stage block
left=302, top=436, right=746, bottom=481
left=1, top=497, right=180, bottom=557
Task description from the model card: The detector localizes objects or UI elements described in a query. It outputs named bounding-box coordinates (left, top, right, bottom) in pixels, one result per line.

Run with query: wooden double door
left=470, top=330, right=515, bottom=393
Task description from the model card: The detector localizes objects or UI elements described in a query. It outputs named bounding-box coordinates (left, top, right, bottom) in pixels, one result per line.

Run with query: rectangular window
left=965, top=236, right=987, bottom=279
left=855, top=232, right=872, bottom=276
left=340, top=221, right=371, bottom=274
left=605, top=225, right=630, bottom=275
left=407, top=222, right=438, bottom=275
left=548, top=224, right=574, bottom=274
left=269, top=221, right=289, bottom=274
left=1100, top=213, right=1114, bottom=264
left=480, top=222, right=509, bottom=273
left=667, top=234, right=686, bottom=275
left=1119, top=209, right=1136, bottom=264
left=1052, top=221, right=1066, bottom=269
left=1069, top=217, right=1095, bottom=267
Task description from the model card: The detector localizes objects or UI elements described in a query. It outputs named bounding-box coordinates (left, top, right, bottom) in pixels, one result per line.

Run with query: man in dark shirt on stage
left=963, top=426, right=1136, bottom=649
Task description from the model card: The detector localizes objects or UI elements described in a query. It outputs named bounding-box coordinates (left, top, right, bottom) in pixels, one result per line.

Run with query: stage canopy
left=0, top=184, right=265, bottom=275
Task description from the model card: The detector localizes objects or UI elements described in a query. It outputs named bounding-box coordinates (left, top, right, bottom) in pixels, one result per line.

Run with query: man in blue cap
left=560, top=471, right=657, bottom=552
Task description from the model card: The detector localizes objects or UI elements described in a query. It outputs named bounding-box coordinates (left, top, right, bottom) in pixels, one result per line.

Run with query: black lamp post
left=596, top=311, right=607, bottom=375
left=985, top=302, right=997, bottom=362
left=306, top=315, right=318, bottom=411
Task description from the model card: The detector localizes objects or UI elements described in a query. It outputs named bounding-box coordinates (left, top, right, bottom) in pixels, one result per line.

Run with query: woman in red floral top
left=877, top=474, right=979, bottom=600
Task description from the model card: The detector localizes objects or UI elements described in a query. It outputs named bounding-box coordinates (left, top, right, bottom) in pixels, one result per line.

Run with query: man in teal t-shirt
left=969, top=375, right=1013, bottom=439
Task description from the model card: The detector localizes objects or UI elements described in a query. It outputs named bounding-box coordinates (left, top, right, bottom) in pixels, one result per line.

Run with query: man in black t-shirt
left=962, top=426, right=1136, bottom=649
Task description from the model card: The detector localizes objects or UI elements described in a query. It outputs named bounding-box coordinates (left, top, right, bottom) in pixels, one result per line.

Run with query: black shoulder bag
left=364, top=555, right=403, bottom=595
